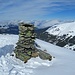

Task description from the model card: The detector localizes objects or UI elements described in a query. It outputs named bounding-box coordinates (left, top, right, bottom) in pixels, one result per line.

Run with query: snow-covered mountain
left=1, top=20, right=75, bottom=50
left=44, top=21, right=75, bottom=50
left=0, top=20, right=62, bottom=34
left=30, top=20, right=62, bottom=29
left=0, top=20, right=62, bottom=29
left=46, top=21, right=75, bottom=36
left=0, top=21, right=19, bottom=34
left=0, top=20, right=19, bottom=28
left=0, top=20, right=74, bottom=30
left=0, top=34, right=75, bottom=75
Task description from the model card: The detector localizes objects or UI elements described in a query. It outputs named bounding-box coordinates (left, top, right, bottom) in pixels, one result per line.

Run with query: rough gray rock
left=14, top=22, right=52, bottom=63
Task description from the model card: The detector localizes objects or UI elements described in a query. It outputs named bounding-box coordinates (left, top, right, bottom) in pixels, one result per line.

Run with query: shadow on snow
left=0, top=45, right=14, bottom=57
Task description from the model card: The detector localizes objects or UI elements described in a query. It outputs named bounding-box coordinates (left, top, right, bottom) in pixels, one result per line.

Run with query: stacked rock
left=14, top=22, right=38, bottom=63
left=14, top=22, right=52, bottom=63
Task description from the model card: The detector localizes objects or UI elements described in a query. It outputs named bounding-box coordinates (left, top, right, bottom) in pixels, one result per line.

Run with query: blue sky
left=0, top=0, right=75, bottom=21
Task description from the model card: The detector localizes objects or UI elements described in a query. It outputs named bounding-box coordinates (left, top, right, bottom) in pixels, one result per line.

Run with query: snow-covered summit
left=45, top=21, right=75, bottom=50
left=46, top=21, right=75, bottom=36
left=30, top=19, right=62, bottom=29
left=0, top=34, right=75, bottom=75
left=0, top=20, right=62, bottom=29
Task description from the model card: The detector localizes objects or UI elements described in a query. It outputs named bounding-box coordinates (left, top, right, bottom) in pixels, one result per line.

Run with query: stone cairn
left=14, top=22, right=52, bottom=63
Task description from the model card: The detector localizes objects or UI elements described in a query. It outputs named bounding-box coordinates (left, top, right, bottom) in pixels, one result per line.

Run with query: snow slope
left=0, top=34, right=75, bottom=75
left=0, top=34, right=18, bottom=48
left=46, top=21, right=75, bottom=50
left=35, top=39, right=75, bottom=75
left=0, top=34, right=52, bottom=75
left=46, top=21, right=75, bottom=36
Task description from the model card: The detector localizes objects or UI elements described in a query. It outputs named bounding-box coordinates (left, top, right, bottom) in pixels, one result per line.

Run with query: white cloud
left=0, top=0, right=75, bottom=20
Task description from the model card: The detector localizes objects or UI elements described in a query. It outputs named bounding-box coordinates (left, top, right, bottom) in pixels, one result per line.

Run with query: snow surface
left=46, top=21, right=75, bottom=36
left=0, top=34, right=18, bottom=48
left=0, top=34, right=75, bottom=75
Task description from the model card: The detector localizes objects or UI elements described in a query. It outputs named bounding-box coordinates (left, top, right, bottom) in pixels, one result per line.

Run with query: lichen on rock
left=14, top=22, right=52, bottom=63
